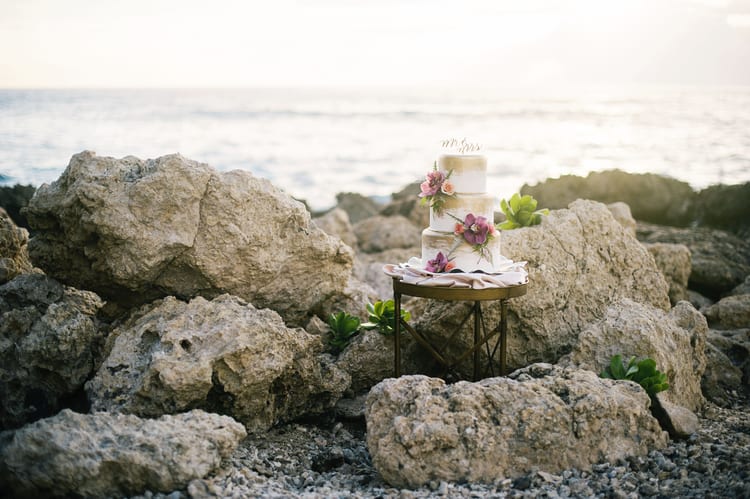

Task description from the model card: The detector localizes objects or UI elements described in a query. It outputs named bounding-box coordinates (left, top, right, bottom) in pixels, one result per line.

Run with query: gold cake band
left=438, top=154, right=486, bottom=175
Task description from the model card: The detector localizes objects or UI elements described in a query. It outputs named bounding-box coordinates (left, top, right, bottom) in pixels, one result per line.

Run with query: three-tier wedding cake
left=418, top=153, right=502, bottom=273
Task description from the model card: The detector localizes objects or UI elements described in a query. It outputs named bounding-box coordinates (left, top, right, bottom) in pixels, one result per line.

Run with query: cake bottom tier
left=421, top=228, right=502, bottom=273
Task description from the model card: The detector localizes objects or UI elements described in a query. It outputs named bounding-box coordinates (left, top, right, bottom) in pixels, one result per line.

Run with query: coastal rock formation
left=365, top=365, right=667, bottom=488
left=0, top=409, right=245, bottom=498
left=606, top=202, right=637, bottom=236
left=413, top=200, right=670, bottom=374
left=24, top=151, right=353, bottom=326
left=353, top=215, right=420, bottom=253
left=0, top=209, right=33, bottom=284
left=644, top=243, right=691, bottom=305
left=703, top=295, right=750, bottom=330
left=694, top=182, right=750, bottom=237
left=379, top=181, right=428, bottom=229
left=637, top=223, right=750, bottom=298
left=353, top=247, right=419, bottom=299
left=313, top=207, right=358, bottom=250
left=563, top=299, right=706, bottom=412
left=521, top=170, right=696, bottom=227
left=333, top=192, right=381, bottom=224
left=86, top=294, right=350, bottom=432
left=0, top=274, right=104, bottom=429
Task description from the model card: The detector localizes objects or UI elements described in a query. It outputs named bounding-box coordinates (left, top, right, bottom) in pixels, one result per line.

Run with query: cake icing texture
left=418, top=154, right=502, bottom=273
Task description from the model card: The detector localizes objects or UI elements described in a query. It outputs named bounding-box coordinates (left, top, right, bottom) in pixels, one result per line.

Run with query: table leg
left=394, top=289, right=401, bottom=377
left=473, top=301, right=481, bottom=381
left=500, top=298, right=507, bottom=376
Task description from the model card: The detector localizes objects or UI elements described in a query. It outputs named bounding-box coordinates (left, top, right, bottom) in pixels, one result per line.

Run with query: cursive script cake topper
left=441, top=138, right=481, bottom=154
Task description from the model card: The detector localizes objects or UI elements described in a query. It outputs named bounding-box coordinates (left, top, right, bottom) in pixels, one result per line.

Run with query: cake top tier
left=438, top=154, right=487, bottom=194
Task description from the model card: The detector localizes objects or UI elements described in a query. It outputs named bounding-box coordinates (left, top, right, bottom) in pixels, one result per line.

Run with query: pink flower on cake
left=418, top=162, right=454, bottom=214
left=425, top=251, right=455, bottom=273
left=450, top=212, right=497, bottom=264
left=419, top=170, right=445, bottom=198
left=440, top=180, right=455, bottom=196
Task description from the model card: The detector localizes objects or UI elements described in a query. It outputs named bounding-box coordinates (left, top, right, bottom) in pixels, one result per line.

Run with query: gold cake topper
left=441, top=138, right=481, bottom=154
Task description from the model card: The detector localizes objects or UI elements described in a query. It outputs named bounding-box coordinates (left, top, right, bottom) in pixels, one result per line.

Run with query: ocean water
left=1, top=86, right=749, bottom=211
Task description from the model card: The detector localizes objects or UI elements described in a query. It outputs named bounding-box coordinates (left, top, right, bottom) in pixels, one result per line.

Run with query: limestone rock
left=607, top=202, right=637, bottom=236
left=354, top=215, right=420, bottom=254
left=705, top=328, right=750, bottom=396
left=644, top=243, right=691, bottom=305
left=86, top=294, right=350, bottom=432
left=313, top=207, right=358, bottom=250
left=651, top=392, right=699, bottom=439
left=695, top=182, right=750, bottom=237
left=354, top=247, right=420, bottom=299
left=637, top=222, right=750, bottom=298
left=0, top=409, right=245, bottom=498
left=0, top=274, right=104, bottom=429
left=379, top=181, right=429, bottom=229
left=701, top=342, right=744, bottom=406
left=729, top=276, right=750, bottom=296
left=335, top=329, right=401, bottom=395
left=24, top=151, right=353, bottom=326
left=334, top=192, right=381, bottom=224
left=521, top=170, right=696, bottom=226
left=0, top=209, right=33, bottom=284
left=703, top=295, right=750, bottom=329
left=563, top=299, right=706, bottom=411
left=413, top=200, right=670, bottom=375
left=365, top=365, right=667, bottom=488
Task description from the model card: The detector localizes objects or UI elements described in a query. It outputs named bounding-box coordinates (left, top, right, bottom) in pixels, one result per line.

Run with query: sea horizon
left=2, top=85, right=749, bottom=211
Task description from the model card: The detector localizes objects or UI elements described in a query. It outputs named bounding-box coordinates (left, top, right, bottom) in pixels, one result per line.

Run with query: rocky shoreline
left=137, top=397, right=750, bottom=499
left=1, top=154, right=749, bottom=498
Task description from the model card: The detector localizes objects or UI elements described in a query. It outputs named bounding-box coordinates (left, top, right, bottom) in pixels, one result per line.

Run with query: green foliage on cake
left=499, top=193, right=549, bottom=229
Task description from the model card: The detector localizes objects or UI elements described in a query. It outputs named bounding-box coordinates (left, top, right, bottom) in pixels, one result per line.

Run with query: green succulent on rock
left=361, top=299, right=411, bottom=336
left=326, top=311, right=361, bottom=354
left=600, top=354, right=670, bottom=397
left=499, top=193, right=549, bottom=229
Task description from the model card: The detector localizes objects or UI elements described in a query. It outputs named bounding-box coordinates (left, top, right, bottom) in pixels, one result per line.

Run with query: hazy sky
left=1, top=0, right=749, bottom=88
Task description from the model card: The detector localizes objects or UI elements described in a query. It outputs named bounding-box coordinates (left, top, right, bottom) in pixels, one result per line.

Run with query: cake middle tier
left=422, top=228, right=502, bottom=274
left=430, top=192, right=497, bottom=232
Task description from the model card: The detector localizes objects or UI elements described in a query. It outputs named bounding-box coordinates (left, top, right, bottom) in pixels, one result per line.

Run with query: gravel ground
left=133, top=396, right=750, bottom=499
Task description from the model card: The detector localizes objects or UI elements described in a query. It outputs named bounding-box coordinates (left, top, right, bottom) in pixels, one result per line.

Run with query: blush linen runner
left=383, top=257, right=528, bottom=289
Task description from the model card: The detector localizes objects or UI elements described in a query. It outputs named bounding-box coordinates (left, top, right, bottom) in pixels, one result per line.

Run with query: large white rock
left=366, top=364, right=667, bottom=488
left=24, top=151, right=353, bottom=326
left=562, top=299, right=707, bottom=412
left=86, top=294, right=350, bottom=432
left=0, top=409, right=245, bottom=498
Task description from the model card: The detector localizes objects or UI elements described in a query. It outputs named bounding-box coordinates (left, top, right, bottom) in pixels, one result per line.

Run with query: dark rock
left=521, top=170, right=696, bottom=227
left=637, top=223, right=750, bottom=298
left=651, top=393, right=700, bottom=439
left=0, top=184, right=35, bottom=229
left=695, top=182, right=750, bottom=237
left=335, top=192, right=382, bottom=224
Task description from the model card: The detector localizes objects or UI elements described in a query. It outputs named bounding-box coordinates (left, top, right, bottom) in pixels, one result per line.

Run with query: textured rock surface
left=313, top=207, right=358, bottom=250
left=703, top=294, right=750, bottom=329
left=333, top=192, right=382, bottom=224
left=606, top=202, right=637, bottom=236
left=0, top=274, right=104, bottom=429
left=353, top=247, right=419, bottom=299
left=563, top=299, right=706, bottom=412
left=644, top=242, right=691, bottom=305
left=379, top=181, right=429, bottom=229
left=704, top=328, right=750, bottom=399
left=413, top=200, right=670, bottom=374
left=694, top=181, right=750, bottom=237
left=0, top=409, right=245, bottom=498
left=354, top=215, right=420, bottom=254
left=521, top=170, right=696, bottom=226
left=86, top=294, right=350, bottom=432
left=0, top=209, right=33, bottom=284
left=366, top=365, right=667, bottom=488
left=24, top=151, right=353, bottom=325
left=637, top=222, right=750, bottom=298
left=651, top=392, right=699, bottom=439
left=702, top=342, right=745, bottom=407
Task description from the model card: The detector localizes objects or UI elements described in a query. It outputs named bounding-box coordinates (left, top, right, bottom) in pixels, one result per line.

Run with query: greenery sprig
left=361, top=299, right=411, bottom=336
left=326, top=311, right=361, bottom=354
left=600, top=354, right=669, bottom=397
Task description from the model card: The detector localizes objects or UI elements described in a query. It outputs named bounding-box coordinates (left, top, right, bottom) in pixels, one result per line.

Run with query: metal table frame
left=392, top=278, right=527, bottom=381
